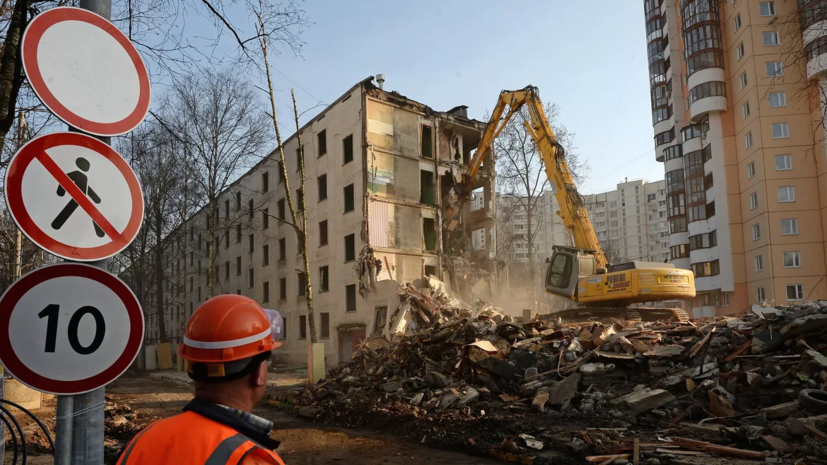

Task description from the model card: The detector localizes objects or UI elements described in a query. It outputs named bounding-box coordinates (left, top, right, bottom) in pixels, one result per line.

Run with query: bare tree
left=495, top=102, right=587, bottom=280
left=252, top=0, right=316, bottom=343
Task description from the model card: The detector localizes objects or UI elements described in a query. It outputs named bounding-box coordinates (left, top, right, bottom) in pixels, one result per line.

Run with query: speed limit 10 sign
left=0, top=263, right=144, bottom=395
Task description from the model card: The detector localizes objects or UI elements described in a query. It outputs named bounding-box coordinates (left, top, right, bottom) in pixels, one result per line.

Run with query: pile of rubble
left=277, top=281, right=827, bottom=464
left=103, top=396, right=142, bottom=462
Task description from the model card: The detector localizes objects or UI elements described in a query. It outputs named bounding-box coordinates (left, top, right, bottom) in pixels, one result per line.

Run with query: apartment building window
left=689, top=230, right=717, bottom=250
left=781, top=218, right=799, bottom=235
left=281, top=317, right=287, bottom=340
left=420, top=125, right=433, bottom=158
left=344, top=234, right=355, bottom=262
left=318, top=220, right=328, bottom=246
left=775, top=155, right=792, bottom=170
left=262, top=208, right=269, bottom=229
left=225, top=199, right=230, bottom=219
left=723, top=292, right=730, bottom=307
left=345, top=284, right=357, bottom=312
left=262, top=171, right=269, bottom=193
left=760, top=1, right=776, bottom=16
left=317, top=129, right=327, bottom=157
left=778, top=186, right=795, bottom=203
left=766, top=61, right=783, bottom=76
left=757, top=287, right=766, bottom=302
left=670, top=244, right=689, bottom=259
left=343, top=184, right=355, bottom=212
left=749, top=192, right=758, bottom=210
left=198, top=287, right=201, bottom=301
left=246, top=199, right=253, bottom=220
left=224, top=261, right=230, bottom=281
left=277, top=198, right=285, bottom=220
left=772, top=123, right=789, bottom=139
left=752, top=223, right=760, bottom=241
left=277, top=162, right=284, bottom=183
left=745, top=132, right=753, bottom=149
left=763, top=31, right=779, bottom=46
left=769, top=92, right=786, bottom=107
left=734, top=13, right=741, bottom=31
left=784, top=251, right=801, bottom=268
left=317, top=175, right=327, bottom=201
left=299, top=315, right=306, bottom=339
left=248, top=233, right=254, bottom=253
left=197, top=233, right=202, bottom=250
left=320, top=313, right=330, bottom=339
left=279, top=277, right=286, bottom=300
left=610, top=221, right=618, bottom=227
left=787, top=284, right=804, bottom=301
left=691, top=259, right=720, bottom=277
left=278, top=238, right=286, bottom=261
left=247, top=268, right=254, bottom=288
left=688, top=82, right=726, bottom=105
left=343, top=134, right=354, bottom=164
left=755, top=255, right=763, bottom=272
left=298, top=272, right=306, bottom=297
left=319, top=265, right=329, bottom=292
left=224, top=231, right=229, bottom=249
left=737, top=43, right=744, bottom=60
left=235, top=192, right=241, bottom=210
left=296, top=188, right=304, bottom=211
left=742, top=101, right=750, bottom=119
left=296, top=146, right=303, bottom=172
left=747, top=162, right=755, bottom=179
left=739, top=73, right=747, bottom=90
left=236, top=256, right=241, bottom=275
left=262, top=281, right=270, bottom=303
left=262, top=244, right=269, bottom=266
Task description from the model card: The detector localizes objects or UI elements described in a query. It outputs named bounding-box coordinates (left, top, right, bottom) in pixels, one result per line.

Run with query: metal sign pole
left=62, top=1, right=111, bottom=463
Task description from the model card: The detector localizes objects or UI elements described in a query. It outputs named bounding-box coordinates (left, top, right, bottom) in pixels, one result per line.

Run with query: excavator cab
left=544, top=246, right=596, bottom=299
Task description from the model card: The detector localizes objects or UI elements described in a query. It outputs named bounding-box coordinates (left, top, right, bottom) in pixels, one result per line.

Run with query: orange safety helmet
left=180, top=295, right=282, bottom=382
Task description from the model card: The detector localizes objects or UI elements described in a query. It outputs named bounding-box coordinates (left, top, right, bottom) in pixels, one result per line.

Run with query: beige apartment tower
left=645, top=0, right=827, bottom=317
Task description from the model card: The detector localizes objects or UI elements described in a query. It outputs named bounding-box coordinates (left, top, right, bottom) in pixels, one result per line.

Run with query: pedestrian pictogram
left=4, top=132, right=144, bottom=261
left=21, top=7, right=151, bottom=136
left=0, top=263, right=144, bottom=395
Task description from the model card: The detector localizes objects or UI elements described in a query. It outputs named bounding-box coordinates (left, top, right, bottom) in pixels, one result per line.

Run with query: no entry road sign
left=22, top=7, right=151, bottom=137
left=0, top=263, right=144, bottom=395
left=4, top=132, right=144, bottom=261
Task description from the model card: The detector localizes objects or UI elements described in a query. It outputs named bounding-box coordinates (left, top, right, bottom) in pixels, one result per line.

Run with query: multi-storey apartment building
left=497, top=190, right=570, bottom=267
left=584, top=179, right=671, bottom=264
left=139, top=77, right=497, bottom=367
left=644, top=0, right=827, bottom=317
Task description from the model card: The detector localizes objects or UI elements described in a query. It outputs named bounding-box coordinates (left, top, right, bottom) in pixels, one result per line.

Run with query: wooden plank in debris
left=723, top=340, right=752, bottom=362
left=760, top=435, right=790, bottom=453
left=585, top=454, right=629, bottom=463
left=633, top=438, right=640, bottom=465
left=803, top=422, right=827, bottom=441
left=689, top=327, right=715, bottom=357
left=672, top=437, right=766, bottom=460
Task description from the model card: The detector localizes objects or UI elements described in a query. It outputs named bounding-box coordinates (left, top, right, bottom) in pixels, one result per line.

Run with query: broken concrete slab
left=474, top=356, right=522, bottom=381
left=546, top=373, right=582, bottom=409
left=805, top=349, right=827, bottom=368
left=781, top=313, right=827, bottom=339
left=610, top=388, right=676, bottom=415
left=458, top=387, right=479, bottom=406
left=750, top=327, right=783, bottom=354
left=644, top=345, right=684, bottom=357
left=438, top=393, right=458, bottom=410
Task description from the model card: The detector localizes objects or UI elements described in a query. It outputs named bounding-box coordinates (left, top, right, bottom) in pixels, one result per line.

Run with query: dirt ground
left=5, top=374, right=503, bottom=464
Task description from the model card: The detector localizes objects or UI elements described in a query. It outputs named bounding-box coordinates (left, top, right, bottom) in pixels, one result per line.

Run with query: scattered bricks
left=760, top=401, right=800, bottom=419
left=426, top=371, right=451, bottom=388
left=610, top=388, right=676, bottom=415
left=546, top=373, right=582, bottom=409
left=532, top=387, right=550, bottom=412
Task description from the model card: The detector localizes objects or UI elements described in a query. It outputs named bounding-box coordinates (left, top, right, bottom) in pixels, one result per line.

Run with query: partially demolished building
left=147, top=76, right=497, bottom=367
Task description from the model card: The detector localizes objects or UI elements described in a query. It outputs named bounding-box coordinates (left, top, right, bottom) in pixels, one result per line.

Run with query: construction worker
left=117, top=295, right=285, bottom=464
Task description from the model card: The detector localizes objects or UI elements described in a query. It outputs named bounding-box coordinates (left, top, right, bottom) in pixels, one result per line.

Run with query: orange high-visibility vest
left=116, top=411, right=285, bottom=465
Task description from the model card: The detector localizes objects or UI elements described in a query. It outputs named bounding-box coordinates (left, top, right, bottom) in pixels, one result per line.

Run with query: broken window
left=345, top=284, right=356, bottom=312
left=296, top=188, right=304, bottom=211
left=319, top=266, right=329, bottom=292
left=281, top=317, right=287, bottom=340
left=319, top=220, right=328, bottom=246
left=235, top=192, right=241, bottom=210
left=420, top=125, right=433, bottom=158
left=248, top=199, right=254, bottom=220
left=236, top=256, right=241, bottom=275
left=225, top=200, right=230, bottom=219
left=262, top=244, right=269, bottom=266
left=225, top=261, right=230, bottom=281
left=278, top=198, right=285, bottom=219
left=344, top=234, right=355, bottom=262
left=279, top=277, right=287, bottom=300
left=277, top=162, right=284, bottom=183
left=248, top=268, right=254, bottom=288
left=262, top=171, right=269, bottom=192
left=262, top=281, right=270, bottom=303
left=299, top=315, right=307, bottom=339
left=318, top=174, right=328, bottom=201
left=317, top=130, right=327, bottom=157
left=296, top=146, right=303, bottom=172
left=343, top=134, right=354, bottom=164
left=423, top=218, right=436, bottom=251
left=248, top=234, right=254, bottom=253
left=373, top=306, right=388, bottom=335
left=344, top=184, right=355, bottom=212
left=320, top=313, right=330, bottom=339
left=424, top=265, right=436, bottom=277
left=279, top=238, right=286, bottom=261
left=262, top=208, right=269, bottom=229
left=420, top=170, right=435, bottom=205
left=236, top=224, right=241, bottom=243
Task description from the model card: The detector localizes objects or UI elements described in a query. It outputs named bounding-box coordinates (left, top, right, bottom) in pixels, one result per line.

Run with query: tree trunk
left=0, top=0, right=26, bottom=152
left=154, top=204, right=168, bottom=342
left=292, top=90, right=316, bottom=343
left=207, top=200, right=216, bottom=297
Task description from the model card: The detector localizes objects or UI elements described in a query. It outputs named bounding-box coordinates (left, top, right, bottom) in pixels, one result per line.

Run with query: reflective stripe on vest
left=118, top=421, right=160, bottom=464
left=205, top=434, right=250, bottom=465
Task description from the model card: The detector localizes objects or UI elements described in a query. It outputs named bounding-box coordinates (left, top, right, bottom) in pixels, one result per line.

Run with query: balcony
left=806, top=36, right=827, bottom=79
left=688, top=81, right=726, bottom=122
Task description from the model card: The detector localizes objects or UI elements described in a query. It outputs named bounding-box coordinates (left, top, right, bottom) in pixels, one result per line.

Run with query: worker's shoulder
left=139, top=410, right=230, bottom=440
left=240, top=449, right=285, bottom=465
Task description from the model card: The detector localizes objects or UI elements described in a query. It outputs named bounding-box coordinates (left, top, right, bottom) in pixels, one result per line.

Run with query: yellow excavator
left=459, top=86, right=695, bottom=322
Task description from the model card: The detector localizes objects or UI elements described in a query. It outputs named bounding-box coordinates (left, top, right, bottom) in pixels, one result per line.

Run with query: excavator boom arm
left=469, top=86, right=607, bottom=267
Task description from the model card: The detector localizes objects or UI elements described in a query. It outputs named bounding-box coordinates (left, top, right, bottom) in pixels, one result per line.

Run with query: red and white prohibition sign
left=4, top=132, right=144, bottom=261
left=22, top=7, right=151, bottom=136
left=0, top=263, right=144, bottom=395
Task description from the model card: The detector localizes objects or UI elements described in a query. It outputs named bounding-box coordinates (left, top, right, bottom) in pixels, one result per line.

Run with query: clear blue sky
left=190, top=0, right=662, bottom=195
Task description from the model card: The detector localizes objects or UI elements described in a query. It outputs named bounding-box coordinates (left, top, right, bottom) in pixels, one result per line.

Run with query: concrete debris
left=279, top=287, right=827, bottom=464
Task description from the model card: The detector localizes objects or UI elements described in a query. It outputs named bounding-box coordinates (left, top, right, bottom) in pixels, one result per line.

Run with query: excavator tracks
left=541, top=306, right=690, bottom=325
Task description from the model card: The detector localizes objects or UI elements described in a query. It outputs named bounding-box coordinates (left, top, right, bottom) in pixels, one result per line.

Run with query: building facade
left=584, top=179, right=671, bottom=264
left=141, top=77, right=497, bottom=367
left=496, top=190, right=571, bottom=266
left=644, top=0, right=827, bottom=317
